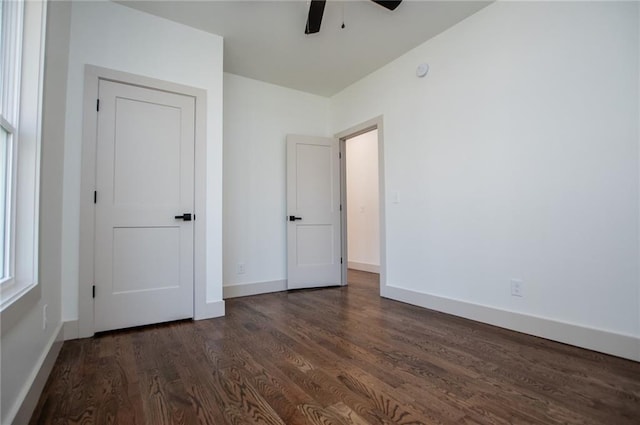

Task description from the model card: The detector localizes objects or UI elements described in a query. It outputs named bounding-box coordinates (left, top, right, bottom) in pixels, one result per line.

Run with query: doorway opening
left=345, top=128, right=380, bottom=270
left=284, top=116, right=386, bottom=293
left=337, top=117, right=385, bottom=292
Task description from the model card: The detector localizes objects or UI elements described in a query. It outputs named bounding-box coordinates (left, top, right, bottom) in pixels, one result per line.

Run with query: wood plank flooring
left=30, top=270, right=640, bottom=424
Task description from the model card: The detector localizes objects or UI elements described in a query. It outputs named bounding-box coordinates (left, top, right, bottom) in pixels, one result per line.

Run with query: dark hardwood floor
left=31, top=270, right=640, bottom=424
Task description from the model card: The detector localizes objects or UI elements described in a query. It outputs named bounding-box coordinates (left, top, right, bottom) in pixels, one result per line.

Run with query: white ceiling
left=117, top=0, right=491, bottom=96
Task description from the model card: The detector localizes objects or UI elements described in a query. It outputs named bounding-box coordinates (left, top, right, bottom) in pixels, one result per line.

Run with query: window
left=0, top=0, right=23, bottom=286
left=1, top=126, right=9, bottom=279
left=0, top=0, right=47, bottom=309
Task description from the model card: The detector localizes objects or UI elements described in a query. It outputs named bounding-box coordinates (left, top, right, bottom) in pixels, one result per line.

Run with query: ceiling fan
left=305, top=0, right=403, bottom=34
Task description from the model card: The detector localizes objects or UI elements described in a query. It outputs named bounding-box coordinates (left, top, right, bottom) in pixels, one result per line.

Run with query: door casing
left=78, top=65, right=208, bottom=338
left=335, top=116, right=386, bottom=291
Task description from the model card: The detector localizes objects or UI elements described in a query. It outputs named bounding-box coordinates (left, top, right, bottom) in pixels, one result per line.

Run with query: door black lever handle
left=175, top=213, right=192, bottom=221
left=289, top=215, right=302, bottom=221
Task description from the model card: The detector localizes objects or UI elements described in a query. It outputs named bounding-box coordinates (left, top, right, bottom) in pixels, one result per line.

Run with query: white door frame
left=335, top=116, right=386, bottom=290
left=78, top=65, right=207, bottom=338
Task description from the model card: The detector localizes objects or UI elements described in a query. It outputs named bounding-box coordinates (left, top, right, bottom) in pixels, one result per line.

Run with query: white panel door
left=286, top=135, right=342, bottom=289
left=94, top=79, right=195, bottom=332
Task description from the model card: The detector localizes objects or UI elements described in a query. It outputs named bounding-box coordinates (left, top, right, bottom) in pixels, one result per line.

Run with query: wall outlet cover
left=511, top=279, right=523, bottom=297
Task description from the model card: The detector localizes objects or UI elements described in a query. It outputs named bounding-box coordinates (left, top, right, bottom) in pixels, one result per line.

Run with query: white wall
left=346, top=129, right=380, bottom=271
left=331, top=2, right=640, bottom=359
left=1, top=1, right=71, bottom=423
left=61, top=1, right=224, bottom=322
left=223, top=73, right=330, bottom=294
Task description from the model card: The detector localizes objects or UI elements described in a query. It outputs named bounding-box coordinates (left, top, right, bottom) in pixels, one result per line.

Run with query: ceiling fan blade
left=370, top=0, right=402, bottom=11
left=305, top=0, right=326, bottom=34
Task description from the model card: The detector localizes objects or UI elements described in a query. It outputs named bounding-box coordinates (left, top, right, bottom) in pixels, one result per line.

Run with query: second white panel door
left=286, top=135, right=342, bottom=289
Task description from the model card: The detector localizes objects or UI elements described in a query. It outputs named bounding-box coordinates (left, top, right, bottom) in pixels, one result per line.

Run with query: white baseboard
left=224, top=279, right=287, bottom=299
left=9, top=322, right=64, bottom=425
left=73, top=301, right=226, bottom=334
left=194, top=300, right=225, bottom=320
left=348, top=261, right=380, bottom=274
left=63, top=320, right=79, bottom=340
left=381, top=284, right=640, bottom=362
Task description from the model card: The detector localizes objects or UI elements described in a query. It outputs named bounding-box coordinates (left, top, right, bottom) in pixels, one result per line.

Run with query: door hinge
left=340, top=204, right=342, bottom=211
left=341, top=257, right=343, bottom=264
left=339, top=152, right=342, bottom=159
left=92, top=285, right=96, bottom=298
left=96, top=99, right=100, bottom=111
left=94, top=190, right=97, bottom=204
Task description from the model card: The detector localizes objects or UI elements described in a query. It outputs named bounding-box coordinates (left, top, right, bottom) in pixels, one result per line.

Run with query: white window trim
left=0, top=0, right=47, bottom=313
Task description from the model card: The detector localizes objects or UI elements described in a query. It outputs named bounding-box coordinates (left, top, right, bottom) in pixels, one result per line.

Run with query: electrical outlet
left=511, top=279, right=523, bottom=297
left=42, top=304, right=48, bottom=330
left=237, top=262, right=246, bottom=274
